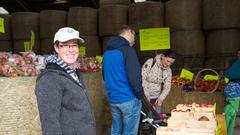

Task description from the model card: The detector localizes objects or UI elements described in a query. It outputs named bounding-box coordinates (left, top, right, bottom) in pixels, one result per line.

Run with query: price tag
left=203, top=75, right=219, bottom=80
left=79, top=46, right=86, bottom=56
left=0, top=17, right=5, bottom=33
left=96, top=56, right=103, bottom=64
left=180, top=68, right=194, bottom=81
left=225, top=77, right=229, bottom=83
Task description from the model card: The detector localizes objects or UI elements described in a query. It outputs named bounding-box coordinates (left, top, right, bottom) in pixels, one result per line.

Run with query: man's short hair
left=117, top=25, right=133, bottom=35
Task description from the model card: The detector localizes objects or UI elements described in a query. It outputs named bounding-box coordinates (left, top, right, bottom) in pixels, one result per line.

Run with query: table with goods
left=157, top=69, right=227, bottom=135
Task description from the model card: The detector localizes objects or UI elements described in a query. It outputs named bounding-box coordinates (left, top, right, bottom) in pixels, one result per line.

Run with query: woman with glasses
left=35, top=27, right=96, bottom=135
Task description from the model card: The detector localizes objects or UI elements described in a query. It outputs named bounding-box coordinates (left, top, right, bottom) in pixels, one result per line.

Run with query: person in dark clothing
left=35, top=27, right=96, bottom=135
left=102, top=25, right=144, bottom=135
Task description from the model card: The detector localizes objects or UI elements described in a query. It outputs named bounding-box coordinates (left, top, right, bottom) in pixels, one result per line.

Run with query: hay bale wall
left=165, top=0, right=202, bottom=31
left=100, top=0, right=131, bottom=6
left=13, top=39, right=40, bottom=54
left=0, top=41, right=12, bottom=52
left=171, top=30, right=205, bottom=69
left=82, top=36, right=101, bottom=57
left=203, top=0, right=240, bottom=30
left=11, top=12, right=39, bottom=40
left=67, top=7, right=98, bottom=36
left=128, top=1, right=164, bottom=32
left=98, top=5, right=128, bottom=36
left=206, top=29, right=240, bottom=54
left=40, top=10, right=67, bottom=38
left=40, top=38, right=54, bottom=55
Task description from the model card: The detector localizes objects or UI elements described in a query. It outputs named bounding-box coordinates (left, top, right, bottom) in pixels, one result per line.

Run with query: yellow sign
left=0, top=17, right=5, bottom=33
left=96, top=56, right=103, bottom=64
left=180, top=68, right=194, bottom=81
left=30, top=31, right=35, bottom=50
left=216, top=124, right=222, bottom=135
left=24, top=41, right=30, bottom=52
left=79, top=46, right=86, bottom=56
left=225, top=77, right=229, bottom=83
left=139, top=27, right=170, bottom=51
left=203, top=75, right=219, bottom=80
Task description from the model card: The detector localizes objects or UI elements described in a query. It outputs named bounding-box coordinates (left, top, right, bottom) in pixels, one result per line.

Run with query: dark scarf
left=45, top=55, right=80, bottom=84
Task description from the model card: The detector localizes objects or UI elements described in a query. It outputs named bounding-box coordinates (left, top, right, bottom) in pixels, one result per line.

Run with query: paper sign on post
left=216, top=124, right=222, bottom=135
left=79, top=46, right=86, bottom=56
left=139, top=27, right=170, bottom=51
left=203, top=75, right=219, bottom=80
left=180, top=68, right=194, bottom=81
left=96, top=56, right=103, bottom=64
left=213, top=103, right=216, bottom=117
left=0, top=17, right=5, bottom=33
left=30, top=31, right=35, bottom=50
left=24, top=41, right=30, bottom=52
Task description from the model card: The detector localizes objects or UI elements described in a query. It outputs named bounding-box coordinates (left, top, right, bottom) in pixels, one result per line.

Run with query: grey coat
left=35, top=64, right=96, bottom=135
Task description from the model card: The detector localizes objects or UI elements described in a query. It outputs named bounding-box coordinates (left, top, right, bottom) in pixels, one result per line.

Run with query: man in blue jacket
left=102, top=25, right=144, bottom=135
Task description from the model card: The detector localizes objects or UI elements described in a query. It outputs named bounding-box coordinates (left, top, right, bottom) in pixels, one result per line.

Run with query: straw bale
left=203, top=0, right=240, bottom=30
left=68, top=7, right=98, bottom=36
left=100, top=0, right=131, bottom=7
left=13, top=39, right=40, bottom=54
left=40, top=10, right=67, bottom=38
left=0, top=77, right=42, bottom=135
left=129, top=1, right=164, bottom=32
left=170, top=31, right=205, bottom=69
left=206, top=29, right=240, bottom=54
left=0, top=40, right=12, bottom=52
left=81, top=73, right=106, bottom=135
left=171, top=31, right=205, bottom=55
left=102, top=36, right=111, bottom=53
left=40, top=38, right=54, bottom=55
left=165, top=0, right=202, bottom=31
left=99, top=5, right=128, bottom=36
left=81, top=36, right=101, bottom=57
left=0, top=73, right=108, bottom=135
left=11, top=12, right=39, bottom=40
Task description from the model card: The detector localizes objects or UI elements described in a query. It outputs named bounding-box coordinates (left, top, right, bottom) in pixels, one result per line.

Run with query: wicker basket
left=194, top=68, right=220, bottom=93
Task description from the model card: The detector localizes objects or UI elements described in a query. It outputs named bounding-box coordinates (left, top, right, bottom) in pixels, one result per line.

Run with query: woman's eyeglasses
left=58, top=43, right=79, bottom=49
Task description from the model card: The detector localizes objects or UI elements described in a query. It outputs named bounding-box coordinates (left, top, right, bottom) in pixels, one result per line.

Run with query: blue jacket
left=103, top=36, right=144, bottom=103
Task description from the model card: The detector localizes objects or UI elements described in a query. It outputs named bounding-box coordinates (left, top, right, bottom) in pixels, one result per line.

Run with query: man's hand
left=156, top=98, right=162, bottom=106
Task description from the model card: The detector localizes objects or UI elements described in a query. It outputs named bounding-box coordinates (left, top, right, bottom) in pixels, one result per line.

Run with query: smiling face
left=54, top=39, right=79, bottom=68
left=161, top=56, right=175, bottom=68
